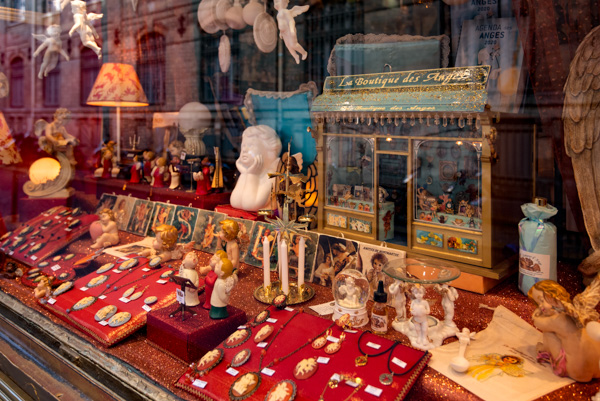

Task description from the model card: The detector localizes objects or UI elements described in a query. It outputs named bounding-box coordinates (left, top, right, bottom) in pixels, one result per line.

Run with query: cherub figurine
left=34, top=276, right=52, bottom=299
left=528, top=276, right=600, bottom=382
left=217, top=219, right=240, bottom=270
left=410, top=284, right=431, bottom=348
left=338, top=276, right=360, bottom=308
left=90, top=208, right=120, bottom=249
left=434, top=283, right=459, bottom=327
left=210, top=255, right=238, bottom=319
left=274, top=0, right=309, bottom=64
left=200, top=250, right=227, bottom=310
left=151, top=156, right=168, bottom=187
left=389, top=279, right=409, bottom=322
left=32, top=25, right=70, bottom=79
left=35, top=108, right=78, bottom=165
left=142, top=150, right=156, bottom=183
left=178, top=251, right=200, bottom=307
left=68, top=0, right=103, bottom=58
left=139, top=224, right=183, bottom=263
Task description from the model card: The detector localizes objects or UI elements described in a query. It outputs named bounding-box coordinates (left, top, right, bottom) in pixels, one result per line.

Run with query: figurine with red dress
left=130, top=155, right=142, bottom=183
left=199, top=250, right=226, bottom=309
left=192, top=156, right=213, bottom=195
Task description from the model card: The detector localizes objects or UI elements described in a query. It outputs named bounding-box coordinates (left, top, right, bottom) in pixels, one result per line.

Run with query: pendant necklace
left=379, top=343, right=430, bottom=386
left=355, top=330, right=397, bottom=367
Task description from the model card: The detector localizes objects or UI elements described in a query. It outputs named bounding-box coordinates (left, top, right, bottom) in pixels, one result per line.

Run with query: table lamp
left=86, top=63, right=148, bottom=162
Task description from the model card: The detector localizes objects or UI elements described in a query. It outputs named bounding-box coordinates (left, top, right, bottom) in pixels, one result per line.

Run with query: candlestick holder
left=254, top=281, right=314, bottom=305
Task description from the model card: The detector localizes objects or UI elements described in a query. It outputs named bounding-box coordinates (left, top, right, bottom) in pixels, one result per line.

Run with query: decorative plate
left=293, top=357, right=318, bottom=380
left=67, top=219, right=81, bottom=229
left=64, top=254, right=75, bottom=261
left=273, top=294, right=287, bottom=309
left=264, top=380, right=297, bottom=401
left=311, top=335, right=327, bottom=350
left=253, top=309, right=270, bottom=325
left=72, top=296, right=96, bottom=311
left=108, top=312, right=132, bottom=327
left=253, top=12, right=277, bottom=53
left=28, top=268, right=41, bottom=275
left=122, top=286, right=137, bottom=298
left=38, top=262, right=49, bottom=268
left=229, top=372, right=261, bottom=401
left=53, top=281, right=73, bottom=296
left=129, top=289, right=146, bottom=301
left=324, top=341, right=342, bottom=354
left=52, top=255, right=62, bottom=262
left=29, top=242, right=45, bottom=254
left=149, top=257, right=162, bottom=268
left=96, top=263, right=115, bottom=274
left=160, top=270, right=173, bottom=279
left=144, top=296, right=157, bottom=305
left=58, top=272, right=71, bottom=281
left=27, top=272, right=40, bottom=280
left=19, top=226, right=33, bottom=235
left=253, top=324, right=273, bottom=343
left=95, top=305, right=117, bottom=322
left=195, top=348, right=224, bottom=375
left=224, top=328, right=251, bottom=348
left=87, top=275, right=109, bottom=288
left=119, top=258, right=139, bottom=270
left=231, top=348, right=251, bottom=368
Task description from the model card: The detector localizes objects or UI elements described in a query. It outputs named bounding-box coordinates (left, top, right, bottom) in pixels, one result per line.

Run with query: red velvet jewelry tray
left=0, top=206, right=98, bottom=268
left=41, top=254, right=200, bottom=347
left=175, top=306, right=430, bottom=401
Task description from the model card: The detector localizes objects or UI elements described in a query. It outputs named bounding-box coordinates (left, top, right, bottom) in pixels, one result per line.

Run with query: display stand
left=169, top=274, right=198, bottom=322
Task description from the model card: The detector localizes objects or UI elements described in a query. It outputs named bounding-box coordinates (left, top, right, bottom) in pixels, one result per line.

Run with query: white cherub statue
left=32, top=25, right=70, bottom=80
left=338, top=276, right=360, bottom=308
left=410, top=284, right=431, bottom=348
left=68, top=0, right=103, bottom=59
left=178, top=252, right=200, bottom=307
left=273, top=0, right=309, bottom=64
left=389, top=279, right=409, bottom=322
left=434, top=283, right=459, bottom=327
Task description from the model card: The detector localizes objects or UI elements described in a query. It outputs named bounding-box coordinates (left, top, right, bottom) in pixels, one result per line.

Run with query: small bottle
left=371, top=280, right=388, bottom=334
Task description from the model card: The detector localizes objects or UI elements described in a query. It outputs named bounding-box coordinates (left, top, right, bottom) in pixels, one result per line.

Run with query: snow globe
left=332, top=269, right=369, bottom=328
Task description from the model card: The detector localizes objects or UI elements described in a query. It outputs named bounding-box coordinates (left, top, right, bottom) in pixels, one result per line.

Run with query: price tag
left=344, top=329, right=358, bottom=334
left=266, top=318, right=277, bottom=323
left=392, top=357, right=407, bottom=368
left=237, top=325, right=247, bottom=330
left=330, top=373, right=341, bottom=382
left=257, top=342, right=268, bottom=348
left=176, top=288, right=185, bottom=304
left=41, top=226, right=47, bottom=230
left=55, top=216, right=60, bottom=220
left=192, top=379, right=207, bottom=389
left=326, top=336, right=339, bottom=343
left=346, top=379, right=359, bottom=388
left=67, top=217, right=73, bottom=221
left=119, top=297, right=131, bottom=303
left=226, top=367, right=239, bottom=376
left=65, top=228, right=72, bottom=232
left=51, top=264, right=61, bottom=271
left=30, top=242, right=35, bottom=247
left=31, top=256, right=38, bottom=261
left=8, top=251, right=13, bottom=256
left=99, top=295, right=107, bottom=300
left=261, top=367, right=275, bottom=376
left=365, top=385, right=382, bottom=397
left=99, top=320, right=109, bottom=326
left=156, top=279, right=168, bottom=284
left=142, top=305, right=152, bottom=312
left=284, top=307, right=294, bottom=312
left=142, top=268, right=151, bottom=272
left=367, top=342, right=381, bottom=350
left=47, top=298, right=56, bottom=305
left=180, top=151, right=187, bottom=161
left=127, top=153, right=134, bottom=158
left=80, top=287, right=89, bottom=292
left=317, top=356, right=330, bottom=364
left=112, top=269, right=123, bottom=274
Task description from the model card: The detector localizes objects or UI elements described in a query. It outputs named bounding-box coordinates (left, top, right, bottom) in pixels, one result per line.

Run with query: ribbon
left=519, top=217, right=546, bottom=252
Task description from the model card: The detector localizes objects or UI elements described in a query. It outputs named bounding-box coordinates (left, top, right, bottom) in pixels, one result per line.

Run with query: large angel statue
left=527, top=274, right=600, bottom=382
left=563, top=25, right=600, bottom=282
left=68, top=0, right=103, bottom=58
left=274, top=0, right=309, bottom=64
left=32, top=25, right=70, bottom=79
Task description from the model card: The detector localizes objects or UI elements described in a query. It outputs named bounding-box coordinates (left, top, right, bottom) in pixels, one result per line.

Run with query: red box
left=146, top=295, right=246, bottom=363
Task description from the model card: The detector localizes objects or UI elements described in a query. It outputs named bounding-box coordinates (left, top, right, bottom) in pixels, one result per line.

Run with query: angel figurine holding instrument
left=33, top=25, right=70, bottom=79
left=274, top=0, right=309, bottom=64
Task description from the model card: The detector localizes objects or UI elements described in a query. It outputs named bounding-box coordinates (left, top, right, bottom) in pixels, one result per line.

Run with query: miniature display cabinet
left=312, top=65, right=534, bottom=287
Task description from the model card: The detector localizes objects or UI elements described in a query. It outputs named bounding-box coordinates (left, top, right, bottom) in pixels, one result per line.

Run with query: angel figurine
left=32, top=25, right=70, bottom=80
left=528, top=276, right=600, bottom=382
left=210, top=255, right=238, bottom=319
left=68, top=1, right=103, bottom=58
left=274, top=0, right=309, bottom=64
left=389, top=279, right=409, bottom=322
left=139, top=224, right=189, bottom=263
left=410, top=284, right=431, bottom=348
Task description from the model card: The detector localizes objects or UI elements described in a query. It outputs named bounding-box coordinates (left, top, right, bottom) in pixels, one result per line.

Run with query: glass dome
left=332, top=269, right=369, bottom=310
left=383, top=258, right=461, bottom=285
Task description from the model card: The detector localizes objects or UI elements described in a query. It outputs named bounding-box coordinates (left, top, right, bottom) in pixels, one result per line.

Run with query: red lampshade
left=86, top=63, right=148, bottom=107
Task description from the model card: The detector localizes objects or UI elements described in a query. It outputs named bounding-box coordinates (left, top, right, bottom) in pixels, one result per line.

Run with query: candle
left=277, top=233, right=282, bottom=278
left=281, top=240, right=289, bottom=295
left=298, top=236, right=305, bottom=288
left=262, top=236, right=270, bottom=288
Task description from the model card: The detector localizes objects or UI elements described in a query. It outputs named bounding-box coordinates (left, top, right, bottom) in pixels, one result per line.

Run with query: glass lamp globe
left=332, top=269, right=370, bottom=327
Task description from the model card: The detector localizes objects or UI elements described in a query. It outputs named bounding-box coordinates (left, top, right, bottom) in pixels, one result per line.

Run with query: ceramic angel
left=142, top=150, right=156, bottom=183
left=178, top=252, right=200, bottom=307
left=151, top=156, right=168, bottom=187
left=68, top=1, right=103, bottom=59
left=217, top=219, right=240, bottom=270
left=192, top=156, right=212, bottom=195
left=210, top=255, right=238, bottom=319
left=410, top=284, right=431, bottom=347
left=33, top=276, right=52, bottom=299
left=168, top=156, right=181, bottom=189
left=273, top=0, right=309, bottom=64
left=33, top=25, right=70, bottom=79
left=130, top=155, right=142, bottom=183
left=90, top=208, right=120, bottom=249
left=389, top=279, right=409, bottom=321
left=528, top=275, right=600, bottom=382
left=434, top=283, right=459, bottom=327
left=338, top=276, right=360, bottom=308
left=200, top=250, right=227, bottom=310
left=140, top=224, right=184, bottom=263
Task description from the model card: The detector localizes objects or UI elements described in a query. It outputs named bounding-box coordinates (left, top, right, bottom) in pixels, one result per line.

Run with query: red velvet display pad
left=18, top=196, right=74, bottom=222
left=0, top=206, right=97, bottom=268
left=147, top=297, right=247, bottom=363
left=214, top=204, right=261, bottom=221
left=41, top=254, right=195, bottom=346
left=175, top=307, right=430, bottom=401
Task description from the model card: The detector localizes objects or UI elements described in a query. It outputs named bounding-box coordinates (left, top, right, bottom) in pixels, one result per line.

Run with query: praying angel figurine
left=68, top=0, right=103, bottom=58
left=32, top=25, right=70, bottom=79
left=274, top=0, right=309, bottom=64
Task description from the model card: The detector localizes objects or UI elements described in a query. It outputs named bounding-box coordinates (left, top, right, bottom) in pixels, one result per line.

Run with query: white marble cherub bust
left=230, top=125, right=281, bottom=212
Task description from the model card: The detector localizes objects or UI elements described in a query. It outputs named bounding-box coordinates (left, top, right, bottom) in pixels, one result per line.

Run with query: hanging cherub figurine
left=528, top=274, right=600, bottom=382
left=273, top=0, right=309, bottom=64
left=32, top=25, right=70, bottom=80
left=68, top=0, right=103, bottom=59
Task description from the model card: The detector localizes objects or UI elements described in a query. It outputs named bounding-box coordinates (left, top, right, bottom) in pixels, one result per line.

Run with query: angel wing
left=569, top=272, right=600, bottom=326
left=499, top=363, right=529, bottom=378
left=290, top=5, right=309, bottom=17
left=34, top=119, right=49, bottom=138
left=32, top=34, right=48, bottom=43
left=87, top=12, right=103, bottom=21
left=0, top=72, right=9, bottom=98
left=225, top=274, right=237, bottom=294
left=563, top=25, right=600, bottom=251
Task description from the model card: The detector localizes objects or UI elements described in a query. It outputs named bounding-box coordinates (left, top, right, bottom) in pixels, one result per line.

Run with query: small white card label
left=226, top=367, right=239, bottom=376
left=257, top=342, right=268, bottom=348
left=47, top=298, right=56, bottom=305
left=367, top=342, right=381, bottom=350
left=266, top=318, right=277, bottom=323
left=119, top=297, right=131, bottom=303
left=192, top=379, right=207, bottom=389
left=99, top=320, right=109, bottom=326
left=8, top=251, right=13, bottom=256
left=365, top=385, right=383, bottom=397
left=330, top=373, right=341, bottom=382
left=326, top=336, right=339, bottom=343
left=237, top=325, right=247, bottom=330
left=99, top=295, right=107, bottom=300
left=51, top=264, right=61, bottom=271
left=284, top=307, right=294, bottom=312
left=156, top=279, right=168, bottom=284
left=176, top=288, right=185, bottom=304
left=261, top=367, right=275, bottom=376
left=142, top=268, right=151, bottom=272
left=30, top=242, right=35, bottom=247
left=67, top=217, right=73, bottom=220
left=392, top=357, right=407, bottom=368
left=54, top=216, right=60, bottom=219
left=346, top=379, right=359, bottom=388
left=80, top=287, right=89, bottom=292
left=112, top=269, right=123, bottom=274
left=30, top=256, right=38, bottom=261
left=344, top=329, right=358, bottom=334
left=65, top=228, right=72, bottom=232
left=317, top=356, right=330, bottom=364
left=142, top=305, right=152, bottom=312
